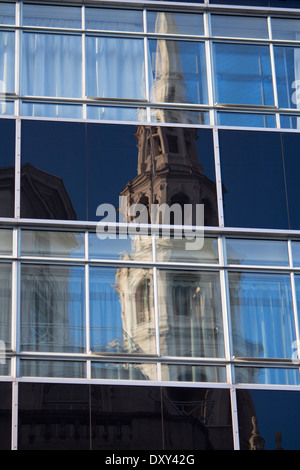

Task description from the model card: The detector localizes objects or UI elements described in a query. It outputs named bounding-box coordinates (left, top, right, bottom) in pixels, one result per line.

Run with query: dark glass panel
left=237, top=389, right=300, bottom=450
left=281, top=132, right=300, bottom=230
left=0, top=382, right=11, bottom=450
left=219, top=130, right=289, bottom=229
left=162, top=387, right=233, bottom=450
left=86, top=123, right=140, bottom=222
left=269, top=0, right=300, bottom=7
left=18, top=383, right=90, bottom=450
left=21, top=120, right=86, bottom=220
left=0, top=119, right=15, bottom=218
left=87, top=125, right=218, bottom=227
left=91, top=385, right=163, bottom=450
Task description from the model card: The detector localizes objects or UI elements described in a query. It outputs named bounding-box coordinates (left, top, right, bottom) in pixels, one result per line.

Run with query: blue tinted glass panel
left=22, top=102, right=82, bottom=119
left=211, top=15, right=268, bottom=39
left=214, top=43, right=273, bottom=106
left=274, top=46, right=300, bottom=109
left=151, top=108, right=209, bottom=124
left=219, top=130, right=289, bottom=229
left=85, top=8, right=143, bottom=32
left=89, top=266, right=156, bottom=355
left=229, top=272, right=295, bottom=359
left=22, top=33, right=82, bottom=98
left=23, top=4, right=81, bottom=28
left=0, top=31, right=15, bottom=94
left=0, top=101, right=14, bottom=115
left=87, top=105, right=146, bottom=122
left=218, top=112, right=276, bottom=128
left=280, top=114, right=300, bottom=129
left=20, top=264, right=86, bottom=353
left=226, top=238, right=289, bottom=266
left=148, top=40, right=208, bottom=105
left=272, top=18, right=300, bottom=41
left=235, top=367, right=300, bottom=385
left=237, top=389, right=300, bottom=450
left=0, top=3, right=15, bottom=24
left=86, top=36, right=145, bottom=100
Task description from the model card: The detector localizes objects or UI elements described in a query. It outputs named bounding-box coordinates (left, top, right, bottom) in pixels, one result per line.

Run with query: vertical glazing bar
left=213, top=128, right=224, bottom=227
left=204, top=12, right=215, bottom=126
left=85, top=231, right=91, bottom=379
left=143, top=9, right=151, bottom=122
left=268, top=16, right=280, bottom=128
left=15, top=2, right=21, bottom=116
left=230, top=387, right=240, bottom=450
left=11, top=381, right=18, bottom=450
left=15, top=118, right=21, bottom=219
left=11, top=228, right=19, bottom=378
left=82, top=6, right=86, bottom=120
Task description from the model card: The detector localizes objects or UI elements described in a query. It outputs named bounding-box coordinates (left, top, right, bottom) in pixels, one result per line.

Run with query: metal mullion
left=82, top=5, right=86, bottom=119
left=268, top=16, right=281, bottom=128
left=230, top=387, right=240, bottom=450
left=213, top=128, right=224, bottom=228
left=14, top=2, right=21, bottom=116
left=11, top=381, right=18, bottom=450
left=203, top=13, right=215, bottom=124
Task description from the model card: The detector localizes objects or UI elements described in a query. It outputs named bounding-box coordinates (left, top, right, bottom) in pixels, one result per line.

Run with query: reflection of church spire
left=150, top=12, right=202, bottom=125
left=249, top=416, right=265, bottom=450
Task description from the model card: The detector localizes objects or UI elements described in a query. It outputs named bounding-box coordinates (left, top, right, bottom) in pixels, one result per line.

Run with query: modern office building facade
left=1, top=0, right=300, bottom=451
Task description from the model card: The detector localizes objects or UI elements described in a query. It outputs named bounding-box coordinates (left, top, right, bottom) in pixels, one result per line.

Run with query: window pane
left=156, top=236, right=219, bottom=264
left=89, top=232, right=153, bottom=261
left=22, top=33, right=82, bottom=98
left=235, top=367, right=300, bottom=385
left=157, top=270, right=224, bottom=358
left=162, top=387, right=233, bottom=450
left=213, top=43, right=274, bottom=106
left=219, top=130, right=289, bottom=229
left=281, top=132, right=300, bottom=230
left=18, top=383, right=90, bottom=450
left=272, top=18, right=300, bottom=41
left=229, top=272, right=295, bottom=359
left=217, top=112, right=276, bottom=128
left=0, top=264, right=12, bottom=351
left=0, top=3, right=15, bottom=25
left=0, top=100, right=14, bottom=115
left=292, top=242, right=300, bottom=267
left=91, top=362, right=157, bottom=380
left=237, top=389, right=300, bottom=450
left=274, top=46, right=300, bottom=109
left=21, top=120, right=86, bottom=221
left=0, top=383, right=11, bottom=450
left=85, top=8, right=143, bottom=32
left=149, top=40, right=208, bottom=105
left=87, top=105, right=146, bottom=122
left=21, top=230, right=85, bottom=258
left=22, top=102, right=82, bottom=119
left=161, top=364, right=226, bottom=382
left=20, top=264, right=85, bottom=353
left=211, top=15, right=268, bottom=39
left=90, top=267, right=156, bottom=355
left=147, top=11, right=204, bottom=36
left=226, top=238, right=289, bottom=266
left=0, top=229, right=12, bottom=255
left=150, top=108, right=209, bottom=125
left=23, top=4, right=81, bottom=28
left=280, top=114, right=300, bottom=129
left=19, top=360, right=86, bottom=378
left=0, top=31, right=14, bottom=94
left=91, top=385, right=163, bottom=450
left=86, top=36, right=145, bottom=100
left=0, top=119, right=15, bottom=218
